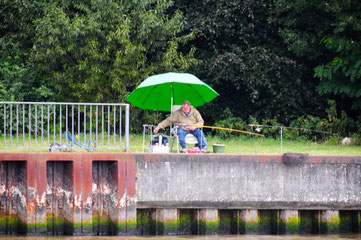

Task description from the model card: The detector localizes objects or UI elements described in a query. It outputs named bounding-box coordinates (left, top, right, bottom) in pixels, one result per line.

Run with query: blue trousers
left=177, top=128, right=207, bottom=149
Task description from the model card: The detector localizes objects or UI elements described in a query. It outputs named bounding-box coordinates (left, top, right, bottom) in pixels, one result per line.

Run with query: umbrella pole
left=171, top=96, right=173, bottom=113
left=170, top=86, right=173, bottom=133
left=170, top=83, right=174, bottom=113
left=170, top=84, right=178, bottom=152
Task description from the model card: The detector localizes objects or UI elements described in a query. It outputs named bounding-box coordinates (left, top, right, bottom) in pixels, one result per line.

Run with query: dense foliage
left=1, top=0, right=360, bottom=139
left=272, top=0, right=361, bottom=111
left=1, top=0, right=196, bottom=103
left=174, top=0, right=321, bottom=123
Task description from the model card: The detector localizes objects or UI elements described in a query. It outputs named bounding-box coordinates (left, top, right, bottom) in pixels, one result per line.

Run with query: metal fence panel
left=0, top=102, right=130, bottom=152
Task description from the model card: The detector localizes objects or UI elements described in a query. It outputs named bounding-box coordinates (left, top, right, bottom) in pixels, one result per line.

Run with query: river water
left=0, top=235, right=361, bottom=240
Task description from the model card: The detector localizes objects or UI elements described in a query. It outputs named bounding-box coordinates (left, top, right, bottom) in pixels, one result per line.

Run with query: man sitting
left=154, top=100, right=209, bottom=153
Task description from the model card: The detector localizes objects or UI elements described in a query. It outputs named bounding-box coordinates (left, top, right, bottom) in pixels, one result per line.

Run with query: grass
left=1, top=134, right=361, bottom=155
left=129, top=134, right=361, bottom=155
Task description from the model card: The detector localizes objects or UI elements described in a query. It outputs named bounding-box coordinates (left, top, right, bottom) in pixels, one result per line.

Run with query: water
left=0, top=235, right=361, bottom=240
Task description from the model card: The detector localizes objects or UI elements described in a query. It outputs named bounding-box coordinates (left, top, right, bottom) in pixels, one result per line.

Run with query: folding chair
left=170, top=127, right=204, bottom=153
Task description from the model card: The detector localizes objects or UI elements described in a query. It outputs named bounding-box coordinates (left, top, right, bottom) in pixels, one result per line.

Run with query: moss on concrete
left=203, top=220, right=220, bottom=234
left=26, top=223, right=36, bottom=233
left=7, top=215, right=17, bottom=226
left=117, top=222, right=127, bottom=233
left=284, top=216, right=300, bottom=234
left=162, top=220, right=178, bottom=234
left=325, top=216, right=341, bottom=233
left=0, top=216, right=26, bottom=234
left=45, top=213, right=74, bottom=234
left=26, top=222, right=47, bottom=234
left=0, top=216, right=7, bottom=227
left=242, top=219, right=259, bottom=234
left=17, top=221, right=27, bottom=234
left=126, top=220, right=137, bottom=233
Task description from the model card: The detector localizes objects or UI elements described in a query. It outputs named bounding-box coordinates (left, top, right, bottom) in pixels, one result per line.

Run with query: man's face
left=182, top=103, right=190, bottom=113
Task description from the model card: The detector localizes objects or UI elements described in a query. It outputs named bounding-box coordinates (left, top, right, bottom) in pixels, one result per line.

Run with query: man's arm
left=154, top=113, right=177, bottom=133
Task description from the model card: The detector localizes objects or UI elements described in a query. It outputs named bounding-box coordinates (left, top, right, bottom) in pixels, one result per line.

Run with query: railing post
left=280, top=126, right=284, bottom=154
left=10, top=104, right=12, bottom=146
left=3, top=104, right=6, bottom=146
left=125, top=104, right=130, bottom=152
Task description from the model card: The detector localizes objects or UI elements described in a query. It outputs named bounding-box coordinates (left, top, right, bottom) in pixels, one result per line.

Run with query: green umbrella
left=126, top=72, right=219, bottom=111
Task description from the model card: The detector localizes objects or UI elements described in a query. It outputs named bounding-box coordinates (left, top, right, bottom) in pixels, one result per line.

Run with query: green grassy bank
left=1, top=134, right=360, bottom=155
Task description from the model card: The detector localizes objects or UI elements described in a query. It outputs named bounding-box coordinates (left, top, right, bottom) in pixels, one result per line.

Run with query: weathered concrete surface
left=0, top=153, right=137, bottom=235
left=0, top=152, right=360, bottom=236
left=135, top=154, right=361, bottom=209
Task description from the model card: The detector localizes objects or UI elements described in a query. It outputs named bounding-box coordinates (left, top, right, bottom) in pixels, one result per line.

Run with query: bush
left=286, top=115, right=329, bottom=141
left=351, top=122, right=361, bottom=146
left=324, top=135, right=342, bottom=146
left=206, top=100, right=361, bottom=144
left=259, top=117, right=282, bottom=138
left=213, top=108, right=248, bottom=139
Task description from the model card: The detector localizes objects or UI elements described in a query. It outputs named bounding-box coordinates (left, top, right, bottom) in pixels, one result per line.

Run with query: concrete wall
left=0, top=152, right=360, bottom=235
left=136, top=154, right=361, bottom=210
left=0, top=153, right=137, bottom=236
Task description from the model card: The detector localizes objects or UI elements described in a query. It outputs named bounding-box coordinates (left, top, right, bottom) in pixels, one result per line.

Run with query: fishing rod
left=248, top=124, right=335, bottom=135
left=202, top=125, right=264, bottom=137
left=174, top=123, right=264, bottom=137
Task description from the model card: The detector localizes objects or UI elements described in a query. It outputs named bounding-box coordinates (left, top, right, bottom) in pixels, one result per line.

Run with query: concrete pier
left=0, top=152, right=360, bottom=235
left=280, top=209, right=299, bottom=234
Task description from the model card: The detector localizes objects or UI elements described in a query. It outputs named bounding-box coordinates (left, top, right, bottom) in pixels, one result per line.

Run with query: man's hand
left=189, top=126, right=196, bottom=131
left=154, top=126, right=160, bottom=133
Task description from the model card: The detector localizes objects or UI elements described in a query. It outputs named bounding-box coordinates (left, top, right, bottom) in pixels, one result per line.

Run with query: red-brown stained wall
left=0, top=153, right=137, bottom=235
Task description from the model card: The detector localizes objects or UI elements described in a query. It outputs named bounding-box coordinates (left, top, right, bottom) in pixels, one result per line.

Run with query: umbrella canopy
left=126, top=72, right=219, bottom=111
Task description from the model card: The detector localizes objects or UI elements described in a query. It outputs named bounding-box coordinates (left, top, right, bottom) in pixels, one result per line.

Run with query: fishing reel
left=142, top=124, right=154, bottom=133
left=248, top=124, right=263, bottom=133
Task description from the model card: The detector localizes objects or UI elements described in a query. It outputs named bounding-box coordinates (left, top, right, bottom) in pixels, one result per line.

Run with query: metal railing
left=0, top=102, right=129, bottom=152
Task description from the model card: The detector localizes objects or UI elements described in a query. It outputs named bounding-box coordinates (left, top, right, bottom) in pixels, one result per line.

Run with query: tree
left=174, top=0, right=321, bottom=123
left=0, top=0, right=51, bottom=101
left=314, top=1, right=361, bottom=110
left=30, top=0, right=197, bottom=102
left=273, top=0, right=361, bottom=111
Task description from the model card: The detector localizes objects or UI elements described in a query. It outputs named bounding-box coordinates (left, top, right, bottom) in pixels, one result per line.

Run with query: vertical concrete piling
left=125, top=155, right=137, bottom=235
left=320, top=210, right=340, bottom=234
left=358, top=211, right=360, bottom=233
left=136, top=209, right=154, bottom=235
left=178, top=209, right=197, bottom=235
left=0, top=161, right=27, bottom=235
left=150, top=209, right=163, bottom=235
left=340, top=210, right=360, bottom=233
left=0, top=162, right=7, bottom=233
left=35, top=159, right=47, bottom=234
left=116, top=159, right=127, bottom=234
left=92, top=161, right=118, bottom=235
left=219, top=210, right=239, bottom=234
left=73, top=158, right=83, bottom=235
left=135, top=208, right=179, bottom=235
left=299, top=210, right=320, bottom=234
left=46, top=161, right=74, bottom=235
left=26, top=158, right=36, bottom=234
left=197, top=209, right=219, bottom=235
left=279, top=210, right=299, bottom=234
left=240, top=209, right=259, bottom=234
left=154, top=209, right=178, bottom=235
left=258, top=210, right=279, bottom=234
